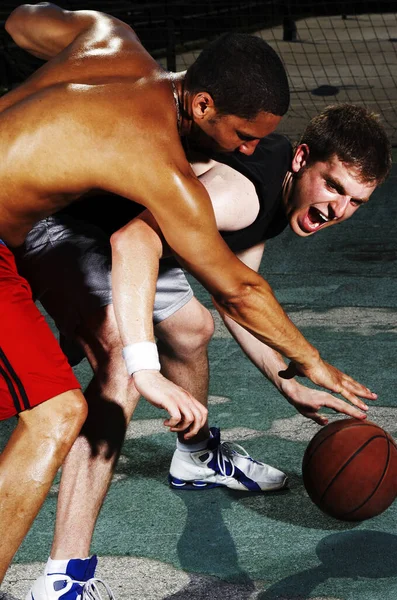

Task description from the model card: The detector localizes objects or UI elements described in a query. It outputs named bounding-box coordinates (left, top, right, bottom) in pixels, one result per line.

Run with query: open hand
left=280, top=358, right=377, bottom=420
left=281, top=382, right=367, bottom=425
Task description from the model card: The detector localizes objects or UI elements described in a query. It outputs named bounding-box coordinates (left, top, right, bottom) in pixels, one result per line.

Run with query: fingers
left=133, top=371, right=207, bottom=437
left=340, top=376, right=377, bottom=402
left=302, top=359, right=377, bottom=408
left=323, top=394, right=368, bottom=420
left=312, top=413, right=329, bottom=426
left=301, top=410, right=329, bottom=426
left=163, top=394, right=208, bottom=438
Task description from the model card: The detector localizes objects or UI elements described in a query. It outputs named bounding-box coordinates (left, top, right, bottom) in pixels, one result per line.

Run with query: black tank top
left=210, top=133, right=291, bottom=253
left=61, top=133, right=292, bottom=251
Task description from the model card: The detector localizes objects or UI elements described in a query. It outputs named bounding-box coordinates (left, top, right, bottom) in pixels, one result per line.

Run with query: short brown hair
left=299, top=104, right=392, bottom=184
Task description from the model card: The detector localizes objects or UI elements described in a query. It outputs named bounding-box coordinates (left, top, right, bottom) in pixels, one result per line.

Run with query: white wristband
left=122, top=342, right=161, bottom=375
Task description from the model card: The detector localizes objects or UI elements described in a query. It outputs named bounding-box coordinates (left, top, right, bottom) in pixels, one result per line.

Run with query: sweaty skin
left=112, top=147, right=378, bottom=424
left=2, top=4, right=376, bottom=405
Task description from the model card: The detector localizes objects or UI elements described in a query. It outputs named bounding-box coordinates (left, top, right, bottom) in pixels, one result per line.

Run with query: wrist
left=293, top=346, right=321, bottom=370
left=122, top=341, right=161, bottom=375
left=278, top=377, right=301, bottom=401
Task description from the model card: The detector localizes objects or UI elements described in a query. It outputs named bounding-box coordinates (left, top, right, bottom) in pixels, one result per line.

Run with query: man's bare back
left=0, top=12, right=182, bottom=245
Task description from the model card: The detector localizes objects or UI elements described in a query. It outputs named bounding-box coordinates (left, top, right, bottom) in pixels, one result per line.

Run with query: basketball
left=302, top=418, right=397, bottom=521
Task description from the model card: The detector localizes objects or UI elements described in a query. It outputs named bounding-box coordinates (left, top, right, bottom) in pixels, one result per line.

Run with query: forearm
left=110, top=218, right=163, bottom=346
left=222, top=312, right=302, bottom=398
left=6, top=3, right=97, bottom=60
left=209, top=271, right=319, bottom=370
left=141, top=172, right=318, bottom=368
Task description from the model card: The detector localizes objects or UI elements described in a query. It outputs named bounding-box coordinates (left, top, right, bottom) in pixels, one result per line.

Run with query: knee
left=158, top=304, right=215, bottom=359
left=59, top=390, right=88, bottom=436
left=190, top=305, right=215, bottom=351
left=20, top=390, right=88, bottom=454
left=48, top=390, right=88, bottom=449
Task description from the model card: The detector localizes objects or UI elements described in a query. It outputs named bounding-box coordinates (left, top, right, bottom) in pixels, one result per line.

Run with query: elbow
left=5, top=6, right=27, bottom=39
left=5, top=4, right=46, bottom=42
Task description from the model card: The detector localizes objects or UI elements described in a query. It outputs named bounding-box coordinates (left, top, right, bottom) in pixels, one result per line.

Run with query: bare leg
left=0, top=389, right=86, bottom=583
left=51, top=299, right=213, bottom=559
left=155, top=297, right=214, bottom=444
left=51, top=305, right=139, bottom=559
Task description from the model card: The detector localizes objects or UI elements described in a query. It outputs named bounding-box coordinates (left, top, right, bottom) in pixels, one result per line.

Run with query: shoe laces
left=216, top=441, right=252, bottom=478
left=81, top=578, right=115, bottom=600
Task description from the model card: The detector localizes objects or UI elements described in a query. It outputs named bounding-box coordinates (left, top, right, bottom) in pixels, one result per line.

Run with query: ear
left=191, top=92, right=216, bottom=120
left=292, top=144, right=309, bottom=174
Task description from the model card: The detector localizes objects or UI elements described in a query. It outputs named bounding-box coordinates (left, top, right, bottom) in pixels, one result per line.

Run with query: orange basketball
left=302, top=418, right=397, bottom=521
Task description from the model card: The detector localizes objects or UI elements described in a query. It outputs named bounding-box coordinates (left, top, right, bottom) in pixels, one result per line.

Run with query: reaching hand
left=279, top=357, right=377, bottom=422
left=133, top=370, right=208, bottom=439
left=280, top=382, right=364, bottom=425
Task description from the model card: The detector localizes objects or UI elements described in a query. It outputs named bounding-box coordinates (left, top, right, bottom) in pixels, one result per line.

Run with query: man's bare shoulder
left=0, top=11, right=161, bottom=113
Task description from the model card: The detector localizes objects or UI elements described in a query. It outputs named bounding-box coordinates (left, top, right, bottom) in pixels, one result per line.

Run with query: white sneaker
left=26, top=557, right=115, bottom=600
left=169, top=427, right=287, bottom=491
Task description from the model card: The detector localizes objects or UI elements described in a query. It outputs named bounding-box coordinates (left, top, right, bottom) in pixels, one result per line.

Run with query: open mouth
left=300, top=207, right=330, bottom=233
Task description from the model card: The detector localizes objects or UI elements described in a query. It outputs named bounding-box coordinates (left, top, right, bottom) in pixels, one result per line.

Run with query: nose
left=330, top=196, right=350, bottom=219
left=238, top=139, right=260, bottom=156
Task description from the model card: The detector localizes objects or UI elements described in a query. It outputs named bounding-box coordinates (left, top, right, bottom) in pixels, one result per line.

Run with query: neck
left=169, top=72, right=193, bottom=136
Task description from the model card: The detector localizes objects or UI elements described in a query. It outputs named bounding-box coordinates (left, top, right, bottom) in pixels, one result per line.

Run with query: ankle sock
left=177, top=436, right=209, bottom=453
left=45, top=556, right=90, bottom=575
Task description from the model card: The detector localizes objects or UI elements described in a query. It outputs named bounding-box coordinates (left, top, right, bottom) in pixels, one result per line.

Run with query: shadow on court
left=258, top=531, right=397, bottom=599
left=164, top=492, right=255, bottom=600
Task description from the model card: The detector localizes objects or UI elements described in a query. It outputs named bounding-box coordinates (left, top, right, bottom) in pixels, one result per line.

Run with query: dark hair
left=299, top=104, right=392, bottom=184
left=184, top=32, right=290, bottom=119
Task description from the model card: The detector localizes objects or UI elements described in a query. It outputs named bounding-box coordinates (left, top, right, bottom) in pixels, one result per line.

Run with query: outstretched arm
left=111, top=211, right=207, bottom=439
left=221, top=243, right=374, bottom=424
left=105, top=133, right=377, bottom=408
left=128, top=156, right=376, bottom=407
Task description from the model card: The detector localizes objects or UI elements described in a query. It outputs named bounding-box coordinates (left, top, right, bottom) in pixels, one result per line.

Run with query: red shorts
left=0, top=242, right=80, bottom=420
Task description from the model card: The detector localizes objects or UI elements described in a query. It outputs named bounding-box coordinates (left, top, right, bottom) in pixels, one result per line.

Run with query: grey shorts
left=14, top=215, right=193, bottom=339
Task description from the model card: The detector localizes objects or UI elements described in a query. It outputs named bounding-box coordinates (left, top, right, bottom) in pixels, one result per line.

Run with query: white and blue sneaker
left=26, top=556, right=115, bottom=600
left=169, top=427, right=287, bottom=492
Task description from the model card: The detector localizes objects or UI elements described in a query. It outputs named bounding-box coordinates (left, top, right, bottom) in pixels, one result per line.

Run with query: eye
left=236, top=131, right=257, bottom=142
left=350, top=199, right=364, bottom=208
left=325, top=179, right=337, bottom=191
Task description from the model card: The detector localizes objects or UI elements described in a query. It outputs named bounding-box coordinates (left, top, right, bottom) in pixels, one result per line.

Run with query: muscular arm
left=134, top=167, right=316, bottom=360
left=6, top=3, right=135, bottom=60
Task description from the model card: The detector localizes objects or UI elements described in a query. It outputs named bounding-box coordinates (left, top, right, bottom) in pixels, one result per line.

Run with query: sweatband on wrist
left=122, top=342, right=161, bottom=375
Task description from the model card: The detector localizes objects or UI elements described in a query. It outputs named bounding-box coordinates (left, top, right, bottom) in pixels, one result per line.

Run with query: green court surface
left=1, top=160, right=397, bottom=599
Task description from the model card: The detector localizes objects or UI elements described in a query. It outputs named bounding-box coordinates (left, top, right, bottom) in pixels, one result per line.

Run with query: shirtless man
left=0, top=2, right=377, bottom=586
left=15, top=104, right=391, bottom=599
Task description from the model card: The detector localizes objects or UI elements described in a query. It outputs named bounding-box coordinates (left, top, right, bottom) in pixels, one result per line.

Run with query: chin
left=289, top=218, right=309, bottom=238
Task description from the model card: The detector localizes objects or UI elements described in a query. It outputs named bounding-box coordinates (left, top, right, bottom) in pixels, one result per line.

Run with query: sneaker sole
left=168, top=475, right=225, bottom=490
left=168, top=474, right=288, bottom=491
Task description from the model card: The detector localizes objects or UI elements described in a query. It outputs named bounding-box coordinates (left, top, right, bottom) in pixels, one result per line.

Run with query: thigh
left=14, top=215, right=113, bottom=339
left=153, top=259, right=194, bottom=325
left=0, top=244, right=80, bottom=420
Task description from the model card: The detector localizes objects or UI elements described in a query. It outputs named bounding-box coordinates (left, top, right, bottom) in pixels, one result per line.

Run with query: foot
left=25, top=556, right=115, bottom=599
left=169, top=427, right=287, bottom=491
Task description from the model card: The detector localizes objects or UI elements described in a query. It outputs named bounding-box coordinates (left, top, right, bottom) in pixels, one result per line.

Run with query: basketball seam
left=343, top=438, right=392, bottom=517
left=303, top=422, right=383, bottom=467
left=322, top=434, right=389, bottom=517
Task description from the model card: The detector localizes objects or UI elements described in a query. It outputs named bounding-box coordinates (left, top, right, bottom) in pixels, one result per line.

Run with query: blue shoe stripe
left=232, top=466, right=262, bottom=491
